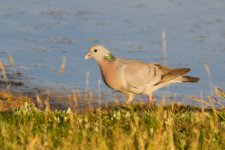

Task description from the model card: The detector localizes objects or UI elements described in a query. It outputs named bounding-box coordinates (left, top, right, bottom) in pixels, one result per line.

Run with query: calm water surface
left=0, top=0, right=225, bottom=106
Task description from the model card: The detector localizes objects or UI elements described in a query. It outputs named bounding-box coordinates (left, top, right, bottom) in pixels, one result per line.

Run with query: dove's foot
left=124, top=94, right=134, bottom=105
left=124, top=100, right=131, bottom=105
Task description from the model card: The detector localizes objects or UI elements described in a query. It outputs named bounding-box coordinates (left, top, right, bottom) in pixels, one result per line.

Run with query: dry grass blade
left=44, top=90, right=51, bottom=111
left=0, top=61, right=8, bottom=81
left=60, top=56, right=66, bottom=74
left=71, top=89, right=78, bottom=102
left=162, top=29, right=168, bottom=66
left=8, top=53, right=14, bottom=67
left=70, top=89, right=78, bottom=110
left=98, top=79, right=102, bottom=106
left=189, top=96, right=210, bottom=106
left=214, top=88, right=225, bottom=99
left=204, top=64, right=213, bottom=94
left=36, top=94, right=43, bottom=109
left=85, top=71, right=89, bottom=92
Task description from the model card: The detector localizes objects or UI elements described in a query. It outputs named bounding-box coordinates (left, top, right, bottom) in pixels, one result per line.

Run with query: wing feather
left=118, top=58, right=170, bottom=88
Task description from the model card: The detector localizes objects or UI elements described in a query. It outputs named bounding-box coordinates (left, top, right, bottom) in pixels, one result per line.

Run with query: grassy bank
left=0, top=101, right=225, bottom=149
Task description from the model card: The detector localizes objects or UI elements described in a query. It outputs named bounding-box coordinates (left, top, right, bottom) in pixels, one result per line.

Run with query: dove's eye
left=94, top=49, right=98, bottom=52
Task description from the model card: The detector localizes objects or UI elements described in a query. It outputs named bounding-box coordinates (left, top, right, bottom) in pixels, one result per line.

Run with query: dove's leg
left=125, top=93, right=134, bottom=104
left=148, top=96, right=152, bottom=108
left=148, top=96, right=153, bottom=104
left=147, top=95, right=156, bottom=108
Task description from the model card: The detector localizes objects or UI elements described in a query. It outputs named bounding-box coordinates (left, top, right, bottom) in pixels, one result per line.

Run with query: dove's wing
left=117, top=59, right=171, bottom=89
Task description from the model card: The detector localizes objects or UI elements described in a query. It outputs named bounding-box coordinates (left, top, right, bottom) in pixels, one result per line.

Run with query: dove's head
left=85, top=45, right=115, bottom=63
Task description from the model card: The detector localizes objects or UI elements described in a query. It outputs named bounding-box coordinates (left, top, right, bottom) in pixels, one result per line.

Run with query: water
left=0, top=0, right=225, bottom=106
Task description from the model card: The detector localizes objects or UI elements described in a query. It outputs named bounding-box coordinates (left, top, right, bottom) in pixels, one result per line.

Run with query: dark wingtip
left=182, top=76, right=200, bottom=83
left=184, top=68, right=191, bottom=73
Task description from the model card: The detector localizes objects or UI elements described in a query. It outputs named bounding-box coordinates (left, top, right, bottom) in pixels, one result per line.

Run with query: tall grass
left=0, top=97, right=225, bottom=149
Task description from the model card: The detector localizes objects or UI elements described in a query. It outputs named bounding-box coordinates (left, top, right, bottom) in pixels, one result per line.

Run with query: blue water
left=0, top=0, right=225, bottom=105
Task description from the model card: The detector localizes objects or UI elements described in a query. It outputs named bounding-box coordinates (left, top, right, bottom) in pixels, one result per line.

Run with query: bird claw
left=124, top=100, right=131, bottom=105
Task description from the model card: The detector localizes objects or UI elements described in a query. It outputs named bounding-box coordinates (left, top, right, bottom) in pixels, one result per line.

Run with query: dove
left=85, top=45, right=200, bottom=105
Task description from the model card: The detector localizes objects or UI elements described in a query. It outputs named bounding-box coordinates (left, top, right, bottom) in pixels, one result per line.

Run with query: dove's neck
left=99, top=58, right=114, bottom=69
left=103, top=53, right=115, bottom=63
left=98, top=53, right=116, bottom=73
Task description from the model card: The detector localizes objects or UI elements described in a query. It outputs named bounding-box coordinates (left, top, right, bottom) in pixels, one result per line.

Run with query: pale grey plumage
left=85, top=44, right=200, bottom=104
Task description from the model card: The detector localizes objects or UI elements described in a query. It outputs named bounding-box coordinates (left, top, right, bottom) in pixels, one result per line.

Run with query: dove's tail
left=180, top=76, right=200, bottom=83
left=155, top=68, right=200, bottom=85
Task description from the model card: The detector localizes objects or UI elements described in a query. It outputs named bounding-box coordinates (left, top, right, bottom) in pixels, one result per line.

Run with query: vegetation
left=0, top=88, right=225, bottom=150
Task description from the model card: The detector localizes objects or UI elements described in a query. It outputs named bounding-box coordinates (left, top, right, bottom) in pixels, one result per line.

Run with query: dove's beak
left=85, top=52, right=92, bottom=59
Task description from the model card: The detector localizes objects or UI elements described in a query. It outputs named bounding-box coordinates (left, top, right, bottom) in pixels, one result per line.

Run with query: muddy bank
left=0, top=91, right=33, bottom=112
left=0, top=67, right=112, bottom=111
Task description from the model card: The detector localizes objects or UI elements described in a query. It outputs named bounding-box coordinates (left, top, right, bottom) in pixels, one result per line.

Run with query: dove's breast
left=99, top=61, right=126, bottom=91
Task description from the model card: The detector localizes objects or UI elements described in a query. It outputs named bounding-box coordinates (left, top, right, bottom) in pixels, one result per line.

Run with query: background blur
left=0, top=0, right=225, bottom=105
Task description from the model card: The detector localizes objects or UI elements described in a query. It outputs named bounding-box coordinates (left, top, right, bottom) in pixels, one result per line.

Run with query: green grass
left=0, top=101, right=225, bottom=150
